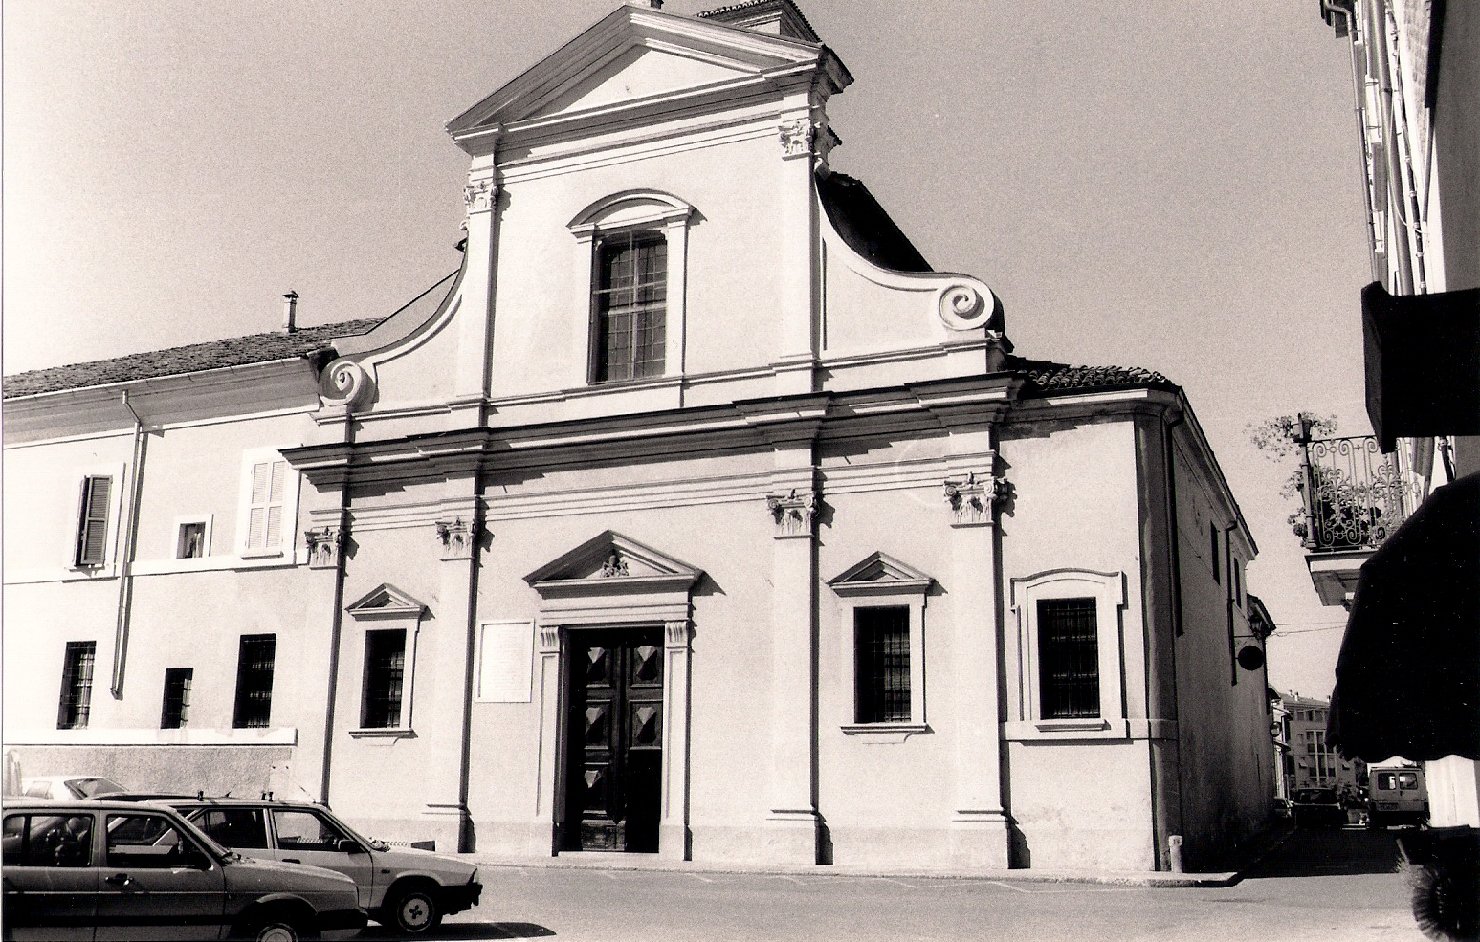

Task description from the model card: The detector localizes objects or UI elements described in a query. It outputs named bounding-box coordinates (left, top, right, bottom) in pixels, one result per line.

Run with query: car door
left=93, top=810, right=227, bottom=941
left=2, top=810, right=99, bottom=942
left=268, top=808, right=375, bottom=909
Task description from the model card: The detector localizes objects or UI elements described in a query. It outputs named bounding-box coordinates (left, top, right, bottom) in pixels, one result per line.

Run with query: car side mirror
left=336, top=839, right=364, bottom=853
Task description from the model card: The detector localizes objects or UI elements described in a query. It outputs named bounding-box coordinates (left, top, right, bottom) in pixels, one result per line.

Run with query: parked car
left=21, top=774, right=126, bottom=799
left=2, top=798, right=366, bottom=941
left=1291, top=787, right=1346, bottom=828
left=161, top=797, right=482, bottom=935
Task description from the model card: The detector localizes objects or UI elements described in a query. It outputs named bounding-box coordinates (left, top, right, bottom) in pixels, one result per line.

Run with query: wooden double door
left=562, top=628, right=663, bottom=853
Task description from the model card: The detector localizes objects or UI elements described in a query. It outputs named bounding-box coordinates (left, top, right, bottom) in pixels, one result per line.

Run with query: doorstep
left=457, top=850, right=1242, bottom=888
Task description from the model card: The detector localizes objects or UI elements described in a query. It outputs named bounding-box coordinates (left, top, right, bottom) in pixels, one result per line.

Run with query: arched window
left=568, top=191, right=694, bottom=386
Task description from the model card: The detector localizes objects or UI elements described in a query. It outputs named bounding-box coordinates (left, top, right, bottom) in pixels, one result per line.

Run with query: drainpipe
left=111, top=390, right=148, bottom=698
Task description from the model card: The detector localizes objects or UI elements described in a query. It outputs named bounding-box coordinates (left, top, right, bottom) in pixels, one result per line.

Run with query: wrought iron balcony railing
left=1295, top=434, right=1425, bottom=553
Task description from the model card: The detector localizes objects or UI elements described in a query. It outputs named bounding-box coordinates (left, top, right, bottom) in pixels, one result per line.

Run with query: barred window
left=160, top=668, right=193, bottom=729
left=592, top=231, right=666, bottom=383
left=361, top=629, right=407, bottom=729
left=854, top=606, right=911, bottom=724
left=1038, top=598, right=1099, bottom=719
left=56, top=641, right=97, bottom=730
left=232, top=634, right=276, bottom=729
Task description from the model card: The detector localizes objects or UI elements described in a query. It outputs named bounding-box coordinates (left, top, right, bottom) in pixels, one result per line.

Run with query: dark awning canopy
left=1330, top=472, right=1480, bottom=762
left=1363, top=281, right=1480, bottom=452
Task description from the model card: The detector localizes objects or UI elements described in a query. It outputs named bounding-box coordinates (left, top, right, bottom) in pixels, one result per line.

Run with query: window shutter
left=245, top=459, right=288, bottom=551
left=75, top=475, right=112, bottom=566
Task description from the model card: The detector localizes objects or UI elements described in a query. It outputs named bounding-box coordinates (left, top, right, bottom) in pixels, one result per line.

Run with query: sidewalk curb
left=457, top=853, right=1241, bottom=889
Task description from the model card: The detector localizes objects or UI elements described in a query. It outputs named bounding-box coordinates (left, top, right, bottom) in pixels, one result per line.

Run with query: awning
left=1329, top=472, right=1480, bottom=762
left=1362, top=281, right=1480, bottom=452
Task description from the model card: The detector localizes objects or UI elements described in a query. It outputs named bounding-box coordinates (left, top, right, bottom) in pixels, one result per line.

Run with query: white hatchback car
left=162, top=798, right=482, bottom=935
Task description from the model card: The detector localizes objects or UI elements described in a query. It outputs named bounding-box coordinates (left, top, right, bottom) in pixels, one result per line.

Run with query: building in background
left=1318, top=0, right=1479, bottom=831
left=1274, top=692, right=1365, bottom=795
left=4, top=0, right=1276, bottom=873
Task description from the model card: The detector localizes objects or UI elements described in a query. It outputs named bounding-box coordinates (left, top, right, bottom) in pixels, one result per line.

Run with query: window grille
left=232, top=634, right=276, bottom=729
left=361, top=629, right=407, bottom=729
left=56, top=641, right=97, bottom=729
left=160, top=667, right=193, bottom=729
left=1038, top=598, right=1100, bottom=719
left=592, top=231, right=666, bottom=383
left=75, top=475, right=112, bottom=567
left=854, top=606, right=911, bottom=723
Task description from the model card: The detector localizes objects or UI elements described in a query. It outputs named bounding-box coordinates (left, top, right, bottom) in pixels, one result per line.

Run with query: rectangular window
left=1209, top=523, right=1220, bottom=583
left=243, top=458, right=289, bottom=554
left=75, top=475, right=113, bottom=567
left=4, top=813, right=93, bottom=867
left=232, top=634, right=276, bottom=729
left=56, top=641, right=97, bottom=729
left=176, top=521, right=208, bottom=559
left=187, top=807, right=270, bottom=849
left=361, top=628, right=407, bottom=729
left=853, top=606, right=911, bottom=724
left=1038, top=598, right=1100, bottom=719
left=160, top=668, right=193, bottom=729
left=592, top=231, right=667, bottom=383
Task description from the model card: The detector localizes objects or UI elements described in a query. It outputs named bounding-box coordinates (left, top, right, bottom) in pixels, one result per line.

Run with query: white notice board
left=476, top=620, right=534, bottom=703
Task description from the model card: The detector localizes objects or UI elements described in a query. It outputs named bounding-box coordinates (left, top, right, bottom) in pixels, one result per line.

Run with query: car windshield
left=69, top=778, right=125, bottom=798
left=316, top=808, right=388, bottom=851
left=1294, top=789, right=1336, bottom=803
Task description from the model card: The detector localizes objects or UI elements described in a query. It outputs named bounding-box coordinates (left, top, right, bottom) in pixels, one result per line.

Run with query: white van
left=1367, top=764, right=1429, bottom=828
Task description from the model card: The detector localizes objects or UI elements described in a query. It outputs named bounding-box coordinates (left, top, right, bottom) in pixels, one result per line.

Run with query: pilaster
left=456, top=160, right=500, bottom=416
left=763, top=433, right=821, bottom=862
left=775, top=96, right=823, bottom=396
left=659, top=619, right=693, bottom=860
left=416, top=484, right=482, bottom=852
left=934, top=407, right=1012, bottom=868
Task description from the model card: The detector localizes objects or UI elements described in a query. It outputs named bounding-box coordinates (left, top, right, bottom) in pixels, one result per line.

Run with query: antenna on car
left=261, top=791, right=273, bottom=800
left=196, top=790, right=204, bottom=800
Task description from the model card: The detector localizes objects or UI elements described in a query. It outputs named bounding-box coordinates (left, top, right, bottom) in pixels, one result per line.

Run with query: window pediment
left=827, top=551, right=932, bottom=597
left=345, top=582, right=428, bottom=622
left=567, top=190, right=694, bottom=237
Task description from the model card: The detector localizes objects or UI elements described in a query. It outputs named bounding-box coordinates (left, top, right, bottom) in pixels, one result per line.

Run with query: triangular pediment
left=447, top=5, right=844, bottom=137
left=345, top=582, right=428, bottom=620
left=828, top=552, right=933, bottom=594
left=524, top=530, right=702, bottom=588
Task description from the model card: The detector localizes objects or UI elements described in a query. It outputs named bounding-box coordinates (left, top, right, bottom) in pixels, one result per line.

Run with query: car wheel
left=387, top=885, right=442, bottom=934
left=251, top=919, right=303, bottom=942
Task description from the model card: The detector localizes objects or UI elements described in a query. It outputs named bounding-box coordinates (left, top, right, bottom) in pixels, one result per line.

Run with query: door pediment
left=525, top=530, right=701, bottom=593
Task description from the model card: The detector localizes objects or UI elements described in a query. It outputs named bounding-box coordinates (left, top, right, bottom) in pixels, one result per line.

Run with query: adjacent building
left=1273, top=692, right=1365, bottom=795
left=1317, top=0, right=1480, bottom=829
left=4, top=0, right=1275, bottom=872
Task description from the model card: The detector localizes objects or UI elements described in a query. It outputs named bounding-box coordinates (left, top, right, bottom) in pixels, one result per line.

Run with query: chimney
left=281, top=291, right=299, bottom=333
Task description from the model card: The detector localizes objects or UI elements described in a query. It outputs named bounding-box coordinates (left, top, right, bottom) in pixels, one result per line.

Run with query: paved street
left=356, top=826, right=1421, bottom=942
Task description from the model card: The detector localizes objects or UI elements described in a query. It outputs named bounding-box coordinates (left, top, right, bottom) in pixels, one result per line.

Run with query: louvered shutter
left=245, top=459, right=287, bottom=552
left=75, top=475, right=112, bottom=566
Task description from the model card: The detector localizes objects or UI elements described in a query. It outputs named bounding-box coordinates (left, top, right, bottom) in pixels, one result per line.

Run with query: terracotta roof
left=1007, top=356, right=1177, bottom=395
left=696, top=0, right=821, bottom=43
left=3, top=318, right=381, bottom=399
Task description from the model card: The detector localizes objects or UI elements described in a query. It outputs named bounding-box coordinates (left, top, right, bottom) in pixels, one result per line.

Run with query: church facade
left=3, top=0, right=1273, bottom=872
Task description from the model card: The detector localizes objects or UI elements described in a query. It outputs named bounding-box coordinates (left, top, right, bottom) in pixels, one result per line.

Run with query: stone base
left=658, top=822, right=691, bottom=860
left=762, top=810, right=821, bottom=864
left=419, top=802, right=471, bottom=854
left=948, top=811, right=1012, bottom=869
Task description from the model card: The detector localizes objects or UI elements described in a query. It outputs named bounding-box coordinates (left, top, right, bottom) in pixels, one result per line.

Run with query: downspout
left=111, top=390, right=147, bottom=698
left=1149, top=407, right=1187, bottom=869
left=318, top=401, right=355, bottom=805
left=1224, top=521, right=1238, bottom=687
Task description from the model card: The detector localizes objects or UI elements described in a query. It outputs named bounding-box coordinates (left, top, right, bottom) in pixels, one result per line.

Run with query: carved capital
left=665, top=620, right=691, bottom=649
left=304, top=526, right=343, bottom=570
left=463, top=179, right=496, bottom=214
left=434, top=517, right=476, bottom=561
left=778, top=118, right=815, bottom=159
left=943, top=472, right=1008, bottom=527
left=319, top=358, right=374, bottom=412
left=766, top=488, right=817, bottom=539
left=538, top=624, right=560, bottom=654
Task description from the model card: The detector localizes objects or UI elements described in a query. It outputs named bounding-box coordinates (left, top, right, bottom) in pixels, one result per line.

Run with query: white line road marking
left=873, top=877, right=916, bottom=888
left=986, top=880, right=1035, bottom=893
left=688, top=873, right=717, bottom=883
left=771, top=875, right=807, bottom=885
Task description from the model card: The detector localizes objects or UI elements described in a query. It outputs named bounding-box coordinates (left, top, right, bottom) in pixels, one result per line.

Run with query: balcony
left=1295, top=433, right=1426, bottom=606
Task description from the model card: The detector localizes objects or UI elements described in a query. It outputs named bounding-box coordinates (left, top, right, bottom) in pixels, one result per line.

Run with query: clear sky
left=3, top=0, right=1371, bottom=698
